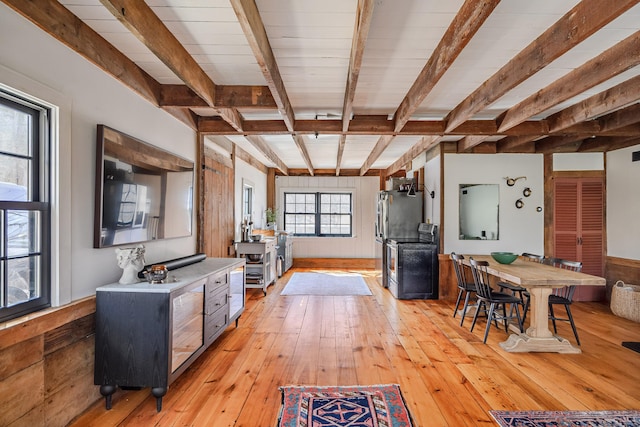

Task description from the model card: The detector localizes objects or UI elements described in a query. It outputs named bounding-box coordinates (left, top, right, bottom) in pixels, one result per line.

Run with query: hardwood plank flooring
left=70, top=267, right=640, bottom=426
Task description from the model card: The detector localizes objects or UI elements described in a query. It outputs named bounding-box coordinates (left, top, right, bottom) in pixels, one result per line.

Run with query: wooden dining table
left=462, top=255, right=606, bottom=353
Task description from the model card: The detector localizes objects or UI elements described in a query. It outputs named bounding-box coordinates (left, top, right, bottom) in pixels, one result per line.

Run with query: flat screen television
left=94, top=125, right=194, bottom=248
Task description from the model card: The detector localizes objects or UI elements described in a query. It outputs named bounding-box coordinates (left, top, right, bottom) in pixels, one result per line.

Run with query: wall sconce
left=505, top=176, right=526, bottom=186
left=407, top=183, right=435, bottom=198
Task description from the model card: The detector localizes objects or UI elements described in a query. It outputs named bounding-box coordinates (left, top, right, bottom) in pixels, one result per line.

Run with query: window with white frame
left=0, top=90, right=51, bottom=322
left=284, top=192, right=352, bottom=237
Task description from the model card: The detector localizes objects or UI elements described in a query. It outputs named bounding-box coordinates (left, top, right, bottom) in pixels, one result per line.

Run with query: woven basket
left=610, top=280, right=640, bottom=323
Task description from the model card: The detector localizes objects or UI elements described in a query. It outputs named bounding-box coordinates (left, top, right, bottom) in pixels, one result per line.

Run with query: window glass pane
left=7, top=210, right=39, bottom=256
left=7, top=256, right=40, bottom=307
left=0, top=103, right=31, bottom=156
left=0, top=156, right=31, bottom=200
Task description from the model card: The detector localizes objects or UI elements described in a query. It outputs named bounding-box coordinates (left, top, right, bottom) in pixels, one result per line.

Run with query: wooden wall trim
left=0, top=297, right=96, bottom=350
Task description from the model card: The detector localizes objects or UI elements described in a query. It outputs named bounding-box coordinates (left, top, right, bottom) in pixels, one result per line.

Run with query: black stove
left=386, top=223, right=439, bottom=299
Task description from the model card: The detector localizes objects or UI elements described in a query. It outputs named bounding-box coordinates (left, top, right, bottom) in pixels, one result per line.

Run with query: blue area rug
left=490, top=410, right=640, bottom=426
left=278, top=384, right=413, bottom=426
left=280, top=272, right=372, bottom=296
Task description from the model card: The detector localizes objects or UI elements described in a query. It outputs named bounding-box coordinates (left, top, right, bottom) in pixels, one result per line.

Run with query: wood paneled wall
left=201, top=151, right=234, bottom=258
left=0, top=298, right=99, bottom=427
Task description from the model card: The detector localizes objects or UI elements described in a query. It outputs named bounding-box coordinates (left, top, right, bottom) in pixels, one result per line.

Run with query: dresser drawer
left=206, top=286, right=228, bottom=316
left=208, top=271, right=228, bottom=293
left=205, top=309, right=228, bottom=343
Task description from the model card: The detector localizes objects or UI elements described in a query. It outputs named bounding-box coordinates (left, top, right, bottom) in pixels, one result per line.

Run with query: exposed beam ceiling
left=5, top=0, right=639, bottom=176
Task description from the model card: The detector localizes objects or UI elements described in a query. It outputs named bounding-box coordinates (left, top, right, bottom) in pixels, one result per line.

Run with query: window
left=284, top=192, right=352, bottom=237
left=0, top=91, right=51, bottom=322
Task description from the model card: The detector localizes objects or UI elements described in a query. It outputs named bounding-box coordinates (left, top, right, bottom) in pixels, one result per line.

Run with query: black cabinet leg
left=151, top=387, right=166, bottom=412
left=100, top=385, right=116, bottom=410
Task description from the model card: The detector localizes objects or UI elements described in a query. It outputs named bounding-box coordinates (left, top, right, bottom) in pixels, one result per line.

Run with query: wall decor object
left=505, top=176, right=526, bottom=186
left=523, top=187, right=532, bottom=197
left=515, top=199, right=524, bottom=209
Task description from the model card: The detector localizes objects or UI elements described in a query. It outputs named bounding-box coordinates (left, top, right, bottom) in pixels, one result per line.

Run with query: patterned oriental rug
left=278, top=384, right=413, bottom=427
left=490, top=410, right=640, bottom=426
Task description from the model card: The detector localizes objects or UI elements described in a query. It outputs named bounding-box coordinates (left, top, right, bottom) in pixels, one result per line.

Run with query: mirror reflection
left=459, top=184, right=499, bottom=240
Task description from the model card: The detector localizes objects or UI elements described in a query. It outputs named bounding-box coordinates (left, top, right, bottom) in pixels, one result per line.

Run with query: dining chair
left=508, top=252, right=545, bottom=325
left=544, top=257, right=583, bottom=345
left=469, top=258, right=524, bottom=344
left=450, top=252, right=477, bottom=326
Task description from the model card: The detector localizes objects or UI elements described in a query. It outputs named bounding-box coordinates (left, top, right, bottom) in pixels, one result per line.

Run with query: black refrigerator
left=375, top=190, right=424, bottom=288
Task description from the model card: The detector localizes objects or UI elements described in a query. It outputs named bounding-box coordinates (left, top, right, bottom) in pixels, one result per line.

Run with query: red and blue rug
left=490, top=409, right=640, bottom=426
left=278, top=384, right=413, bottom=426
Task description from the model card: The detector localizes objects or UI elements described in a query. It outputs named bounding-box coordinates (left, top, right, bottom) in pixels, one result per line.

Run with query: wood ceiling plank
left=496, top=135, right=541, bottom=152
left=597, top=102, right=640, bottom=133
left=546, top=75, right=640, bottom=134
left=231, top=0, right=296, bottom=132
left=497, top=31, right=640, bottom=133
left=385, top=136, right=441, bottom=176
left=342, top=0, right=375, bottom=133
left=244, top=135, right=288, bottom=175
left=444, top=0, right=640, bottom=133
left=2, top=0, right=161, bottom=104
left=535, top=135, right=586, bottom=153
left=292, top=135, right=315, bottom=176
left=99, top=0, right=244, bottom=132
left=393, top=0, right=500, bottom=133
left=578, top=135, right=640, bottom=152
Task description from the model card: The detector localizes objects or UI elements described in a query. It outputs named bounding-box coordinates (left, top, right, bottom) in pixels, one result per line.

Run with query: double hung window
left=0, top=91, right=51, bottom=322
left=283, top=192, right=352, bottom=237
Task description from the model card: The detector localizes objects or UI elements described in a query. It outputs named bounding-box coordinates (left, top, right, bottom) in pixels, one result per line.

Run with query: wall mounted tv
left=94, top=125, right=194, bottom=248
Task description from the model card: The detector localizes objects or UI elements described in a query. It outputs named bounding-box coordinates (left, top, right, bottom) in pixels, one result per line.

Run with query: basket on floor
left=611, top=280, right=640, bottom=323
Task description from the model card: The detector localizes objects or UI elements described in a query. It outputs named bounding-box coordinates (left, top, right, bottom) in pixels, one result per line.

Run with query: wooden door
left=202, top=155, right=234, bottom=258
left=554, top=177, right=605, bottom=300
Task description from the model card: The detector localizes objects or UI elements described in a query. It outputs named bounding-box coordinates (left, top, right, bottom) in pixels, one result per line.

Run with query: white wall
left=607, top=145, right=640, bottom=259
left=234, top=158, right=267, bottom=240
left=443, top=154, right=544, bottom=255
left=275, top=176, right=379, bottom=258
left=1, top=4, right=197, bottom=304
left=424, top=155, right=441, bottom=226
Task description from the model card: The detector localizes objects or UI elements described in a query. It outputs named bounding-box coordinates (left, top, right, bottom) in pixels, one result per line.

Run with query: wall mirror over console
left=459, top=184, right=499, bottom=240
left=94, top=125, right=194, bottom=248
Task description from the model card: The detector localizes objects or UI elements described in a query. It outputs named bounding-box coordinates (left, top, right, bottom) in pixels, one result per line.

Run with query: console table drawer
left=205, top=309, right=228, bottom=343
left=206, top=287, right=228, bottom=316
left=208, top=271, right=228, bottom=291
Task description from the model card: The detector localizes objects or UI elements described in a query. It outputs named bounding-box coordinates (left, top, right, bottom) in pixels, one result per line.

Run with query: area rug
left=490, top=409, right=640, bottom=426
left=622, top=341, right=640, bottom=354
left=278, top=384, right=413, bottom=426
left=280, top=272, right=372, bottom=296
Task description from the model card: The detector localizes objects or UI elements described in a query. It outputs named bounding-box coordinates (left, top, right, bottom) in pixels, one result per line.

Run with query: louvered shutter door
left=580, top=180, right=604, bottom=277
left=554, top=180, right=579, bottom=261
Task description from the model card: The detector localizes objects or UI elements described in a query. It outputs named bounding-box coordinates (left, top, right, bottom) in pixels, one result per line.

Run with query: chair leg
left=549, top=304, right=558, bottom=334
left=501, top=304, right=509, bottom=332
left=565, top=304, right=581, bottom=345
left=470, top=300, right=484, bottom=332
left=460, top=292, right=473, bottom=327
left=483, top=303, right=496, bottom=343
left=453, top=288, right=464, bottom=318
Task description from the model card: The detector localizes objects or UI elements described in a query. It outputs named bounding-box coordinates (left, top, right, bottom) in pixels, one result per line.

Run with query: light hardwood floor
left=71, top=267, right=640, bottom=426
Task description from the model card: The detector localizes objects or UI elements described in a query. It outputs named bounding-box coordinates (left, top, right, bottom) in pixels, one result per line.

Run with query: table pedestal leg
left=499, top=287, right=580, bottom=353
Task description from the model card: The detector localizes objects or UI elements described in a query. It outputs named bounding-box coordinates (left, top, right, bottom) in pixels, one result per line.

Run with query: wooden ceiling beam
left=535, top=135, right=586, bottom=153
left=292, top=135, right=315, bottom=176
left=385, top=136, right=441, bottom=176
left=546, top=74, right=640, bottom=134
left=336, top=135, right=347, bottom=176
left=231, top=0, right=296, bottom=132
left=244, top=135, right=288, bottom=175
left=444, top=0, right=639, bottom=133
left=393, top=0, right=499, bottom=132
left=342, top=0, right=375, bottom=133
left=457, top=135, right=491, bottom=152
left=99, top=0, right=244, bottom=132
left=359, top=135, right=394, bottom=176
left=578, top=135, right=640, bottom=152
left=2, top=0, right=161, bottom=104
left=497, top=30, right=640, bottom=132
left=496, top=135, right=541, bottom=152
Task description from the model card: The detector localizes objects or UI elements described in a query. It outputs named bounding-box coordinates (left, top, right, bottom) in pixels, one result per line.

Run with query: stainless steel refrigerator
left=375, top=190, right=423, bottom=288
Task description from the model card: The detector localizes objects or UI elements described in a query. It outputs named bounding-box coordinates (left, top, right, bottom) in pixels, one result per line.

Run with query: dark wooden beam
left=393, top=0, right=499, bottom=132
left=445, top=0, right=639, bottom=132
left=497, top=30, right=640, bottom=132
left=231, top=0, right=296, bottom=131
left=292, top=134, right=314, bottom=176
left=385, top=136, right=441, bottom=176
left=2, top=0, right=161, bottom=104
left=336, top=135, right=347, bottom=176
left=457, top=135, right=491, bottom=152
left=546, top=74, right=640, bottom=134
left=360, top=135, right=394, bottom=176
left=244, top=135, right=288, bottom=175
